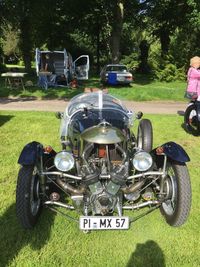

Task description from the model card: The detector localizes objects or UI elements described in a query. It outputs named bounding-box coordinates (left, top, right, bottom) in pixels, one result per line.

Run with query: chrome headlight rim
left=132, top=150, right=153, bottom=172
left=54, top=151, right=75, bottom=172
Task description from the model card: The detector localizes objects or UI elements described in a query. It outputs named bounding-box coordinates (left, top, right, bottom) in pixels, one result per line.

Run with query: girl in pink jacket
left=186, top=56, right=200, bottom=100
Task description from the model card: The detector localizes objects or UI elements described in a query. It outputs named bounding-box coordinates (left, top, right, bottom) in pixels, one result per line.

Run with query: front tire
left=160, top=162, right=191, bottom=227
left=16, top=165, right=42, bottom=229
left=137, top=119, right=153, bottom=152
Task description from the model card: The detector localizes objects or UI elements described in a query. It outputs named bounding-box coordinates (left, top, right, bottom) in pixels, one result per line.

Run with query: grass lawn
left=0, top=69, right=188, bottom=101
left=0, top=111, right=199, bottom=267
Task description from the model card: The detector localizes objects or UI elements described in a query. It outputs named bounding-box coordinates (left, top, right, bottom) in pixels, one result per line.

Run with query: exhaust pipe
left=121, top=180, right=145, bottom=194
left=56, top=178, right=86, bottom=195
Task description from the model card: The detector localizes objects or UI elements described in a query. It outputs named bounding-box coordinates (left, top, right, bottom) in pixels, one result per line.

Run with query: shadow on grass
left=0, top=204, right=55, bottom=266
left=126, top=240, right=165, bottom=267
left=0, top=75, right=153, bottom=99
left=0, top=84, right=83, bottom=100
left=177, top=110, right=185, bottom=116
left=80, top=78, right=101, bottom=88
left=0, top=115, right=14, bottom=127
left=181, top=122, right=200, bottom=136
left=133, top=74, right=155, bottom=85
left=0, top=96, right=38, bottom=105
left=40, top=87, right=84, bottom=100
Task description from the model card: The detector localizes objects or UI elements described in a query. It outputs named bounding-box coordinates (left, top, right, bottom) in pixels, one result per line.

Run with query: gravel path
left=0, top=97, right=187, bottom=114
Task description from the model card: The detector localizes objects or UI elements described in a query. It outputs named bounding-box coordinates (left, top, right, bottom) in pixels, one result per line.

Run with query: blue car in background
left=100, top=64, right=133, bottom=85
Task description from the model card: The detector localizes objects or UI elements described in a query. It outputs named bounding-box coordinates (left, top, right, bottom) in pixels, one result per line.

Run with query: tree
left=109, top=1, right=124, bottom=63
left=60, top=0, right=139, bottom=64
left=1, top=0, right=35, bottom=72
left=1, top=23, right=20, bottom=62
left=139, top=0, right=199, bottom=57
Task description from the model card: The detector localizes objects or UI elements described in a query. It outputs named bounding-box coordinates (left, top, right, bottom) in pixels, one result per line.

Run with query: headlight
left=132, top=151, right=152, bottom=172
left=54, top=151, right=74, bottom=172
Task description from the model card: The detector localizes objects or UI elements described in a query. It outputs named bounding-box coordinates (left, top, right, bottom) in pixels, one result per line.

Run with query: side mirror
left=136, top=111, right=143, bottom=119
left=55, top=112, right=64, bottom=119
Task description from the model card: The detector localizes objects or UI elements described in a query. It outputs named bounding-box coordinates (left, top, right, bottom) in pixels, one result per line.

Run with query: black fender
left=18, top=141, right=43, bottom=165
left=151, top=141, right=190, bottom=167
left=196, top=101, right=200, bottom=122
left=161, top=142, right=190, bottom=162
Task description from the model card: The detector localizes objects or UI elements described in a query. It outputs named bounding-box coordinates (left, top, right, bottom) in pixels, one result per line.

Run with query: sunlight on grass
left=109, top=80, right=187, bottom=101
left=0, top=111, right=199, bottom=267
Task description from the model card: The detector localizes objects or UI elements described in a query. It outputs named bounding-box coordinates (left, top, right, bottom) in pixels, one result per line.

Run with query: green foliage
left=0, top=62, right=7, bottom=73
left=155, top=64, right=186, bottom=82
left=146, top=43, right=186, bottom=82
left=18, top=60, right=24, bottom=66
left=169, top=28, right=200, bottom=69
left=0, top=0, right=200, bottom=79
left=121, top=52, right=139, bottom=72
left=1, top=23, right=20, bottom=57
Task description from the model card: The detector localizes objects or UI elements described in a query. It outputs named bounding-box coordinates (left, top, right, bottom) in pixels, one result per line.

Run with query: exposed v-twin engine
left=80, top=142, right=129, bottom=215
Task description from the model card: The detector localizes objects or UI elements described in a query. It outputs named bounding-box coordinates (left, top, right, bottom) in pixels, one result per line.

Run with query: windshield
left=66, top=92, right=128, bottom=117
left=106, top=65, right=128, bottom=72
left=60, top=92, right=133, bottom=138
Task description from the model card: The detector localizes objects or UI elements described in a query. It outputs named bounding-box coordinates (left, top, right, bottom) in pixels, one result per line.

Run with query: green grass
left=109, top=79, right=187, bottom=101
left=0, top=111, right=199, bottom=267
left=0, top=70, right=187, bottom=101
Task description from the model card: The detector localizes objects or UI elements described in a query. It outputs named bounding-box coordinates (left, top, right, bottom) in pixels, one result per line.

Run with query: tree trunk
left=19, top=17, right=32, bottom=73
left=110, top=1, right=124, bottom=63
left=96, top=22, right=100, bottom=75
left=138, top=40, right=150, bottom=73
left=160, top=28, right=170, bottom=57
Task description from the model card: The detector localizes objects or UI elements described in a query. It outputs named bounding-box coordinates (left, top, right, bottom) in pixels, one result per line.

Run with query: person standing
left=186, top=56, right=200, bottom=100
left=44, top=54, right=56, bottom=86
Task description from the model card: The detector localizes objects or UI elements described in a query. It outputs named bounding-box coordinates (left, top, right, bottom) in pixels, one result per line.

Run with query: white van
left=35, top=48, right=89, bottom=86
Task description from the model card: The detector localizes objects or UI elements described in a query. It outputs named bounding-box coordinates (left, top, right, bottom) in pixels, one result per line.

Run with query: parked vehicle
left=35, top=48, right=89, bottom=86
left=16, top=92, right=191, bottom=231
left=100, top=64, right=133, bottom=85
left=184, top=96, right=200, bottom=135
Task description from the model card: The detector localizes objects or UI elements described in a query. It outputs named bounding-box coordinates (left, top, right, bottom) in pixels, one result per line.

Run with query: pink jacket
left=186, top=67, right=200, bottom=96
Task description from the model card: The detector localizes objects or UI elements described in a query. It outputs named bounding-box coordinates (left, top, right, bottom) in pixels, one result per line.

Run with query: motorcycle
left=16, top=92, right=192, bottom=231
left=184, top=95, right=200, bottom=136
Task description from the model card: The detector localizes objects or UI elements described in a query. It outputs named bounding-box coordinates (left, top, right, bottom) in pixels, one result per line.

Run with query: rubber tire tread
left=137, top=119, right=153, bottom=152
left=160, top=163, right=192, bottom=227
left=16, top=165, right=41, bottom=229
left=184, top=104, right=200, bottom=136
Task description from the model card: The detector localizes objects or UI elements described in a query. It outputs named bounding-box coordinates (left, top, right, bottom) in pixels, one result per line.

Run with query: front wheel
left=160, top=162, right=191, bottom=227
left=16, top=165, right=42, bottom=229
left=137, top=119, right=153, bottom=152
left=184, top=103, right=200, bottom=136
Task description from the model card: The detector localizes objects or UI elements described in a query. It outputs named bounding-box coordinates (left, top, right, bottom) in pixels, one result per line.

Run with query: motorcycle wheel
left=160, top=162, right=191, bottom=227
left=184, top=103, right=200, bottom=136
left=16, top=165, right=42, bottom=229
left=137, top=119, right=153, bottom=152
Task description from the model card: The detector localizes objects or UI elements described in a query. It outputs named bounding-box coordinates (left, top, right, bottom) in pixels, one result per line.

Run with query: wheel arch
left=151, top=142, right=190, bottom=167
left=161, top=141, right=190, bottom=163
left=18, top=141, right=43, bottom=166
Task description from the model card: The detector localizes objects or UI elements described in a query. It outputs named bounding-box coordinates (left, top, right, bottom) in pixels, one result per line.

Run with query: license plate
left=80, top=216, right=129, bottom=230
